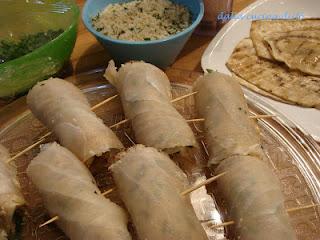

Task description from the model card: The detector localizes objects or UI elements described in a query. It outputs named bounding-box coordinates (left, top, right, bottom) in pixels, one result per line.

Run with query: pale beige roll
left=27, top=142, right=131, bottom=240
left=215, top=155, right=296, bottom=240
left=105, top=61, right=197, bottom=153
left=0, top=145, right=25, bottom=239
left=110, top=145, right=208, bottom=240
left=193, top=72, right=263, bottom=164
left=27, top=78, right=123, bottom=162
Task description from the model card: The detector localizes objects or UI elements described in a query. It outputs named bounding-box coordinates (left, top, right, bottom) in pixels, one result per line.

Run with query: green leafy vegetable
left=0, top=29, right=64, bottom=64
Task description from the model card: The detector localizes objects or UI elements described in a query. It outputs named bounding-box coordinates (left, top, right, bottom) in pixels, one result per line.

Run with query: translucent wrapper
left=0, top=144, right=25, bottom=239
left=215, top=155, right=296, bottom=240
left=105, top=60, right=197, bottom=153
left=27, top=142, right=131, bottom=240
left=0, top=69, right=319, bottom=239
left=194, top=72, right=263, bottom=164
left=110, top=145, right=208, bottom=240
left=27, top=78, right=123, bottom=162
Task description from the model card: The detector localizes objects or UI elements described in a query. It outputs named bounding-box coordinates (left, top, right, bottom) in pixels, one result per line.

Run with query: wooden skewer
left=250, top=114, right=276, bottom=119
left=39, top=203, right=320, bottom=229
left=124, top=131, right=135, bottom=145
left=39, top=216, right=59, bottom=228
left=109, top=92, right=200, bottom=129
left=6, top=95, right=119, bottom=164
left=39, top=189, right=115, bottom=227
left=38, top=172, right=227, bottom=228
left=287, top=203, right=320, bottom=213
left=207, top=203, right=320, bottom=229
left=38, top=131, right=52, bottom=141
left=186, top=118, right=205, bottom=123
left=6, top=138, right=47, bottom=164
left=181, top=172, right=228, bottom=196
left=101, top=188, right=114, bottom=196
left=171, top=91, right=198, bottom=103
left=201, top=140, right=209, bottom=157
left=186, top=114, right=275, bottom=124
left=91, top=94, right=118, bottom=111
left=210, top=220, right=235, bottom=229
left=39, top=172, right=319, bottom=228
left=6, top=88, right=275, bottom=163
left=110, top=119, right=130, bottom=129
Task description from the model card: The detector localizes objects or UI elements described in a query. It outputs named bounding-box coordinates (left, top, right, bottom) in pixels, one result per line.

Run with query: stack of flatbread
left=226, top=19, right=320, bottom=109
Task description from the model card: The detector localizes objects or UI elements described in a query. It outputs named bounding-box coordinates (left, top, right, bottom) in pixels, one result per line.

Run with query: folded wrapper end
left=104, top=60, right=119, bottom=87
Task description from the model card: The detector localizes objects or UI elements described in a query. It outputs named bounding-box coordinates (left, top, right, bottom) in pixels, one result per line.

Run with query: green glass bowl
left=0, top=0, right=79, bottom=98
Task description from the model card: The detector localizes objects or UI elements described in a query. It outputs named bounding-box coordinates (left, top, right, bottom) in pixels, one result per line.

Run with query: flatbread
left=250, top=19, right=320, bottom=60
left=226, top=38, right=320, bottom=109
left=233, top=75, right=294, bottom=104
left=265, top=30, right=320, bottom=76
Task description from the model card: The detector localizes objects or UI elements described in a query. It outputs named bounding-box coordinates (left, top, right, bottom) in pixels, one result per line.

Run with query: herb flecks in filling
left=92, top=0, right=191, bottom=41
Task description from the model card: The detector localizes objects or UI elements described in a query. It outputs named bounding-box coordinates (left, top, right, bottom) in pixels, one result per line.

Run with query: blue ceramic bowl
left=82, top=0, right=204, bottom=68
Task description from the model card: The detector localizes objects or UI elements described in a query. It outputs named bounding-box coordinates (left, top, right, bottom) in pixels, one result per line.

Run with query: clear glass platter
left=0, top=68, right=319, bottom=240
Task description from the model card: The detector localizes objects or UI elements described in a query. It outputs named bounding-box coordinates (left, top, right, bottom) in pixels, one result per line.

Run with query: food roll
left=27, top=78, right=123, bottom=162
left=110, top=144, right=208, bottom=240
left=195, top=72, right=295, bottom=239
left=27, top=142, right=131, bottom=240
left=105, top=60, right=197, bottom=153
left=0, top=145, right=25, bottom=240
left=215, top=155, right=296, bottom=240
left=193, top=72, right=263, bottom=164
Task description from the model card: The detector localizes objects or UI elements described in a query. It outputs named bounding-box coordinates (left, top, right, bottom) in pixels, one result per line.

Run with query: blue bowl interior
left=83, top=0, right=204, bottom=44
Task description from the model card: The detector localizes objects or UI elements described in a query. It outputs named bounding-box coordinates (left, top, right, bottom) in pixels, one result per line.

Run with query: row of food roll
left=194, top=72, right=296, bottom=239
left=0, top=60, right=296, bottom=240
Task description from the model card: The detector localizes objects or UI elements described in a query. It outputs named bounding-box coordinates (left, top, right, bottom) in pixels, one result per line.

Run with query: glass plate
left=0, top=69, right=319, bottom=240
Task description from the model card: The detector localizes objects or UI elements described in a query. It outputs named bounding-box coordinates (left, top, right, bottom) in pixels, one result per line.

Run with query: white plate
left=201, top=0, right=320, bottom=142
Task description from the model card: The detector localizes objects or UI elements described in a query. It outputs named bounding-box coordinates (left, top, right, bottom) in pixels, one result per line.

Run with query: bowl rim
left=82, top=0, right=204, bottom=45
left=0, top=0, right=80, bottom=67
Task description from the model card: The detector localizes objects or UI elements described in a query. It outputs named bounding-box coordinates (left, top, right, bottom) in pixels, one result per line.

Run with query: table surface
left=71, top=0, right=255, bottom=75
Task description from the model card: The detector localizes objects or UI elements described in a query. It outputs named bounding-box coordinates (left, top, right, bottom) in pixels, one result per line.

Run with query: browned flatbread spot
left=233, top=75, right=294, bottom=104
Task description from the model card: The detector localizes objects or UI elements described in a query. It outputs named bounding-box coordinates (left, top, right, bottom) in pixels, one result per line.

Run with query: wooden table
left=71, top=0, right=255, bottom=75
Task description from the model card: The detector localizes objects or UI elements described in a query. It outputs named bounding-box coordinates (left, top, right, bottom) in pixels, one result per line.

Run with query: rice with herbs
left=92, top=0, right=191, bottom=41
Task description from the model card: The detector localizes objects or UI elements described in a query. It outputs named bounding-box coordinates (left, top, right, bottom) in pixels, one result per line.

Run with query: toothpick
left=180, top=172, right=227, bottom=196
left=38, top=189, right=117, bottom=228
left=91, top=94, right=119, bottom=111
left=186, top=114, right=276, bottom=124
left=6, top=137, right=47, bottom=164
left=39, top=216, right=59, bottom=228
left=7, top=95, right=119, bottom=163
left=186, top=118, right=205, bottom=123
left=109, top=92, right=200, bottom=129
left=201, top=140, right=209, bottom=157
left=210, top=221, right=235, bottom=229
left=171, top=91, right=198, bottom=103
left=110, top=119, right=130, bottom=129
left=250, top=114, right=276, bottom=119
left=287, top=203, right=320, bottom=213
left=38, top=131, right=52, bottom=141
left=124, top=131, right=135, bottom=145
left=207, top=203, right=319, bottom=229
left=105, top=170, right=227, bottom=199
left=101, top=188, right=114, bottom=196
